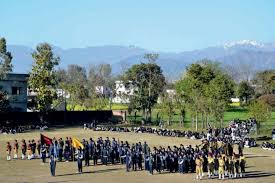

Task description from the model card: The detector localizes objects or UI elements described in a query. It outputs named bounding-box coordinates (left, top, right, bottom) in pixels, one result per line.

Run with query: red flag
left=41, top=133, right=53, bottom=146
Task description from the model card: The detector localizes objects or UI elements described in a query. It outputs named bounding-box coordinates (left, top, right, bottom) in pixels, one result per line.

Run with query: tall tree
left=160, top=93, right=175, bottom=126
left=0, top=37, right=13, bottom=79
left=125, top=62, right=165, bottom=122
left=253, top=70, right=275, bottom=95
left=28, top=43, right=59, bottom=111
left=237, top=81, right=255, bottom=104
left=248, top=100, right=271, bottom=135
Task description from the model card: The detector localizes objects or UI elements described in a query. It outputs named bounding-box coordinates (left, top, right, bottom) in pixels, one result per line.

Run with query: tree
left=237, top=81, right=255, bottom=104
left=125, top=62, right=165, bottom=123
left=253, top=70, right=275, bottom=95
left=176, top=61, right=234, bottom=130
left=160, top=93, right=175, bottom=126
left=0, top=37, right=13, bottom=79
left=248, top=100, right=271, bottom=135
left=0, top=91, right=10, bottom=111
left=28, top=43, right=59, bottom=112
left=144, top=53, right=159, bottom=63
left=207, top=73, right=235, bottom=127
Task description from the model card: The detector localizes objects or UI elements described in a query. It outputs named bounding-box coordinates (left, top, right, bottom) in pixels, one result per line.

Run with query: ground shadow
left=56, top=167, right=124, bottom=177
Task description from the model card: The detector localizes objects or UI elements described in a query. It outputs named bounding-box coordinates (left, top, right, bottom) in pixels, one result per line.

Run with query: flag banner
left=40, top=133, right=53, bottom=146
left=72, top=137, right=84, bottom=149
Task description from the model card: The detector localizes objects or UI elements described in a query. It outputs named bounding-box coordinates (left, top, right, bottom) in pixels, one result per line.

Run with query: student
left=21, top=139, right=26, bottom=160
left=195, top=155, right=202, bottom=180
left=27, top=140, right=32, bottom=160
left=49, top=155, right=56, bottom=176
left=13, top=139, right=19, bottom=159
left=239, top=153, right=246, bottom=177
left=125, top=151, right=132, bottom=172
left=233, top=153, right=240, bottom=178
left=6, top=142, right=12, bottom=161
left=229, top=156, right=235, bottom=178
left=218, top=155, right=225, bottom=180
left=148, top=153, right=154, bottom=175
left=41, top=144, right=47, bottom=163
left=76, top=148, right=83, bottom=173
left=207, top=153, right=214, bottom=178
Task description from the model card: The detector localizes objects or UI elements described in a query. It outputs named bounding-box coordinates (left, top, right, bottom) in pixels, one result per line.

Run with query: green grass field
left=127, top=107, right=275, bottom=136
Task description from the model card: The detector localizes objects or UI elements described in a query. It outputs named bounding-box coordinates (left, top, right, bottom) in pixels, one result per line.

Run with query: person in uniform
left=229, top=156, right=235, bottom=178
left=233, top=153, right=240, bottom=178
left=27, top=140, right=32, bottom=160
left=76, top=148, right=83, bottom=173
left=213, top=154, right=219, bottom=175
left=218, top=155, right=225, bottom=180
left=41, top=144, right=47, bottom=163
left=21, top=139, right=27, bottom=160
left=239, top=153, right=246, bottom=177
left=125, top=151, right=132, bottom=172
left=207, top=153, right=214, bottom=178
left=13, top=139, right=19, bottom=159
left=148, top=152, right=154, bottom=175
left=195, top=155, right=203, bottom=180
left=49, top=155, right=56, bottom=176
left=178, top=154, right=184, bottom=174
left=6, top=142, right=12, bottom=161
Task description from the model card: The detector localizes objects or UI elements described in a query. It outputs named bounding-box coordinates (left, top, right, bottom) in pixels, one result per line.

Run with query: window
left=12, top=87, right=21, bottom=95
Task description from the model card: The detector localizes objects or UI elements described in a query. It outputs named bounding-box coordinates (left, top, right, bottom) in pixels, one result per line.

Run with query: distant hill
left=7, top=40, right=275, bottom=80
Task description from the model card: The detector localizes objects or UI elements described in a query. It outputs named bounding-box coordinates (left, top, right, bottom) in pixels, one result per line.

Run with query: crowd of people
left=5, top=135, right=247, bottom=180
left=261, top=142, right=275, bottom=151
left=91, top=118, right=257, bottom=148
left=0, top=126, right=26, bottom=134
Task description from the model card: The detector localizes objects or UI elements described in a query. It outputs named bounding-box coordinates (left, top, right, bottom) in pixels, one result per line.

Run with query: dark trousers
left=78, top=159, right=82, bottom=173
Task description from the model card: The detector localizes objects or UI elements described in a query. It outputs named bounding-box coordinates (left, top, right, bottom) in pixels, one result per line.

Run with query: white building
left=112, top=81, right=135, bottom=104
left=95, top=86, right=111, bottom=97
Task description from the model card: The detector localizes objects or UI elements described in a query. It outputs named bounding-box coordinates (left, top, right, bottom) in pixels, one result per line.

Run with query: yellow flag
left=72, top=137, right=84, bottom=149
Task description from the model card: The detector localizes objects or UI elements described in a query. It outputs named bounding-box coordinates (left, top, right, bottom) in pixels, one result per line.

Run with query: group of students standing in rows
left=5, top=136, right=246, bottom=180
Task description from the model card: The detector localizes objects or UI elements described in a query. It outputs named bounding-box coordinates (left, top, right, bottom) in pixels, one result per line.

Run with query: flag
left=72, top=137, right=84, bottom=149
left=40, top=133, right=53, bottom=146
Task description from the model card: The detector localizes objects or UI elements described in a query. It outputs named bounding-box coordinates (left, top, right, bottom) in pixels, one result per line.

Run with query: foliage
left=176, top=60, right=234, bottom=129
left=0, top=37, right=13, bottom=79
left=253, top=70, right=275, bottom=95
left=0, top=91, right=10, bottom=111
left=28, top=43, right=59, bottom=111
left=237, top=81, right=255, bottom=104
left=125, top=61, right=166, bottom=122
left=248, top=100, right=272, bottom=134
left=258, top=94, right=275, bottom=109
left=159, top=93, right=175, bottom=126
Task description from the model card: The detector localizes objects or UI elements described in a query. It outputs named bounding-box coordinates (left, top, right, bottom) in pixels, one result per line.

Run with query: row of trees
left=0, top=38, right=274, bottom=132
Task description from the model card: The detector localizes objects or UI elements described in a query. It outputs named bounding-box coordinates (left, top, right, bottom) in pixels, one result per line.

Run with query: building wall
left=0, top=74, right=28, bottom=112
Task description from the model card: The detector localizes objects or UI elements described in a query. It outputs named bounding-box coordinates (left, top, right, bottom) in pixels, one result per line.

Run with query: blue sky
left=1, top=0, right=275, bottom=52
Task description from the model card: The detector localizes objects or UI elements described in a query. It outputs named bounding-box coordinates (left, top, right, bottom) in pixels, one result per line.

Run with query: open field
left=1, top=127, right=275, bottom=183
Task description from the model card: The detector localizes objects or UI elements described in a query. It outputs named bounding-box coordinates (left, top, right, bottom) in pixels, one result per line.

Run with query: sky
left=1, top=0, right=275, bottom=52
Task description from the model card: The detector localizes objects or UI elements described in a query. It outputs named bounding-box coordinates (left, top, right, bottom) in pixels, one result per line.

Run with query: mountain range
left=7, top=40, right=275, bottom=80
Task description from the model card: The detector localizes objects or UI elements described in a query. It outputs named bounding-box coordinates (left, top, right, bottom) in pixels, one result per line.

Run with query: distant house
left=112, top=81, right=135, bottom=104
left=95, top=86, right=111, bottom=97
left=0, top=73, right=28, bottom=112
